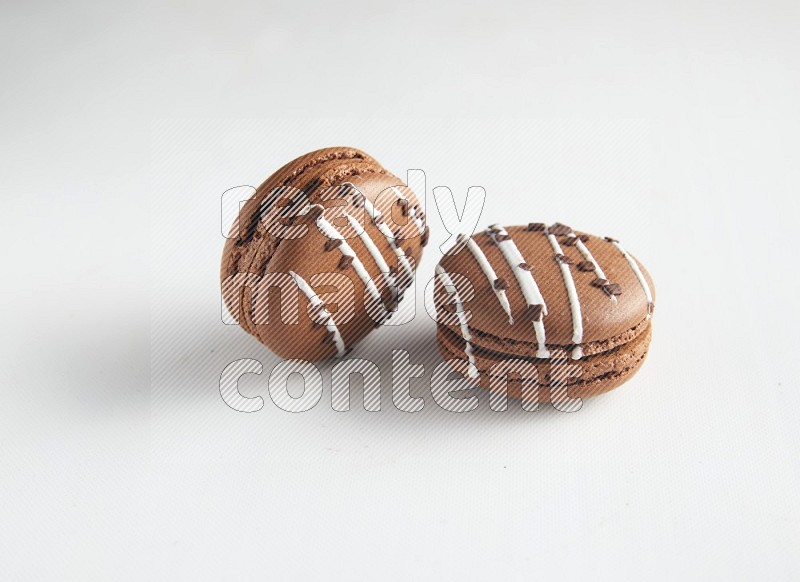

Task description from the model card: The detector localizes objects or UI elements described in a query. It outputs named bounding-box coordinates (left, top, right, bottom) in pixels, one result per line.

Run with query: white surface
left=2, top=1, right=799, bottom=580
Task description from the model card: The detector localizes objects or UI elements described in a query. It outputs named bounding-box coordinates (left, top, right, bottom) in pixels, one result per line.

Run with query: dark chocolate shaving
left=493, top=278, right=508, bottom=290
left=603, top=283, right=623, bottom=296
left=381, top=287, right=398, bottom=311
left=303, top=177, right=323, bottom=199
left=548, top=223, right=571, bottom=235
left=518, top=262, right=533, bottom=271
left=525, top=303, right=544, bottom=322
left=577, top=261, right=595, bottom=272
left=562, top=236, right=577, bottom=246
left=604, top=236, right=619, bottom=243
left=398, top=199, right=409, bottom=216
left=527, top=222, right=546, bottom=231
left=555, top=254, right=574, bottom=265
left=591, top=277, right=609, bottom=288
left=338, top=255, right=354, bottom=269
left=495, top=233, right=510, bottom=242
left=306, top=205, right=324, bottom=220
left=324, top=238, right=342, bottom=252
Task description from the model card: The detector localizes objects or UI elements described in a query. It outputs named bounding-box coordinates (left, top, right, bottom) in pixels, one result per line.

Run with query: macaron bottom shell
left=435, top=322, right=652, bottom=404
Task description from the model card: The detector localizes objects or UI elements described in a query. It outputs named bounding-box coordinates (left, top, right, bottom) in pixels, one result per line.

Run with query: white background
left=2, top=1, right=799, bottom=580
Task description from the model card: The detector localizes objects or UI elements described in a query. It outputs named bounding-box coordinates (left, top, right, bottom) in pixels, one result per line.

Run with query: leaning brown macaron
left=221, top=147, right=428, bottom=360
left=434, top=222, right=655, bottom=403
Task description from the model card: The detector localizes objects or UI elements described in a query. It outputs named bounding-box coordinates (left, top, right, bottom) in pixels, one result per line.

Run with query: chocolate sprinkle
left=577, top=261, right=595, bottom=272
left=493, top=278, right=508, bottom=290
left=306, top=205, right=324, bottom=220
left=527, top=222, right=546, bottom=231
left=324, top=238, right=342, bottom=252
left=555, top=254, right=574, bottom=265
left=525, top=303, right=544, bottom=322
left=548, top=223, right=571, bottom=235
left=398, top=199, right=409, bottom=216
left=381, top=287, right=398, bottom=312
left=603, top=283, right=623, bottom=296
left=338, top=255, right=354, bottom=270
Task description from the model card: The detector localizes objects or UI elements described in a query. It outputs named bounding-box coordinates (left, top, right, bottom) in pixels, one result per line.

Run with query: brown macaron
left=434, top=223, right=655, bottom=403
left=221, top=147, right=428, bottom=360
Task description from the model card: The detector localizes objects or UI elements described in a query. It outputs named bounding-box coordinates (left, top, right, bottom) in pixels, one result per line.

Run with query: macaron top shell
left=260, top=183, right=424, bottom=359
left=436, top=223, right=654, bottom=359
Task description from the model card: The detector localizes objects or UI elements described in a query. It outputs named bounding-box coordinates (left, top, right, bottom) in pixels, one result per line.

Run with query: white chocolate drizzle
left=344, top=212, right=395, bottom=289
left=568, top=232, right=617, bottom=304
left=314, top=209, right=383, bottom=307
left=546, top=227, right=584, bottom=360
left=436, top=265, right=479, bottom=378
left=289, top=270, right=345, bottom=357
left=486, top=225, right=550, bottom=358
left=344, top=183, right=415, bottom=281
left=462, top=236, right=513, bottom=324
left=611, top=239, right=654, bottom=319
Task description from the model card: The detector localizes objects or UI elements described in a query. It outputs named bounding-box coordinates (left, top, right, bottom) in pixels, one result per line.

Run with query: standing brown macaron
left=221, top=147, right=428, bottom=360
left=434, top=223, right=655, bottom=403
